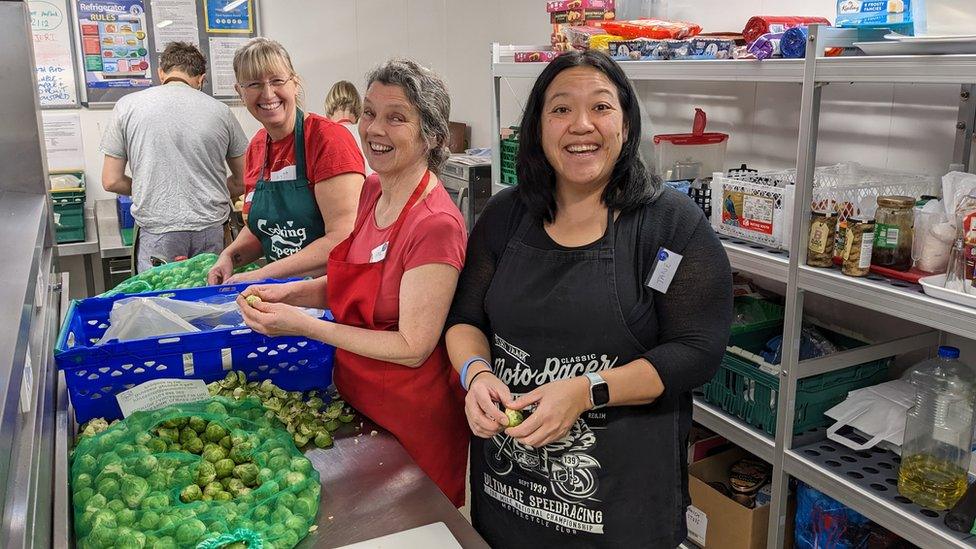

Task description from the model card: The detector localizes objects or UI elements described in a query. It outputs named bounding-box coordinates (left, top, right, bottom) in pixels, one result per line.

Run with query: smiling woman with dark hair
left=445, top=50, right=733, bottom=548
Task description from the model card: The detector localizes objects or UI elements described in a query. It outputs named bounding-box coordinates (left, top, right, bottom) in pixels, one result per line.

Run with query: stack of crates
left=48, top=172, right=86, bottom=244
left=117, top=195, right=135, bottom=246
left=500, top=129, right=519, bottom=186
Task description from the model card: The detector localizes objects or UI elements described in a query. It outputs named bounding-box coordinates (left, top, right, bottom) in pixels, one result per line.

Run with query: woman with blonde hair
left=325, top=80, right=372, bottom=176
left=208, top=37, right=365, bottom=284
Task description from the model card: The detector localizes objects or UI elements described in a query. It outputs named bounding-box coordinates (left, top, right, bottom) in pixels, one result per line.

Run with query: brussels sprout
left=184, top=437, right=204, bottom=455
left=202, top=445, right=227, bottom=464
left=276, top=491, right=296, bottom=509
left=75, top=472, right=93, bottom=489
left=74, top=453, right=98, bottom=475
left=96, top=477, right=120, bottom=499
left=285, top=514, right=307, bottom=532
left=204, top=423, right=228, bottom=443
left=106, top=499, right=125, bottom=513
left=73, top=486, right=94, bottom=507
left=271, top=506, right=293, bottom=524
left=167, top=443, right=181, bottom=452
left=179, top=427, right=197, bottom=445
left=277, top=530, right=300, bottom=548
left=339, top=413, right=356, bottom=423
left=151, top=536, right=177, bottom=549
left=314, top=432, right=333, bottom=448
left=187, top=415, right=207, bottom=434
left=134, top=432, right=153, bottom=446
left=203, top=481, right=223, bottom=498
left=174, top=518, right=206, bottom=545
left=146, top=470, right=168, bottom=491
left=88, top=524, right=118, bottom=549
left=115, top=529, right=147, bottom=549
left=89, top=508, right=117, bottom=529
left=84, top=493, right=108, bottom=514
left=292, top=495, right=317, bottom=518
left=257, top=467, right=274, bottom=484
left=214, top=490, right=233, bottom=502
left=146, top=437, right=168, bottom=453
left=245, top=294, right=262, bottom=307
left=251, top=504, right=270, bottom=521
left=293, top=433, right=309, bottom=447
left=220, top=435, right=233, bottom=450
left=505, top=408, right=524, bottom=428
left=196, top=461, right=217, bottom=486
left=214, top=458, right=235, bottom=479
left=180, top=483, right=202, bottom=503
left=121, top=475, right=149, bottom=508
left=156, top=427, right=179, bottom=444
left=135, top=454, right=159, bottom=477
left=138, top=510, right=160, bottom=530
left=229, top=444, right=252, bottom=465
left=204, top=401, right=227, bottom=416
left=283, top=471, right=306, bottom=488
left=324, top=420, right=340, bottom=432
left=140, top=493, right=169, bottom=510
left=116, top=508, right=136, bottom=526
left=290, top=457, right=312, bottom=475
left=171, top=466, right=193, bottom=486
left=233, top=463, right=259, bottom=486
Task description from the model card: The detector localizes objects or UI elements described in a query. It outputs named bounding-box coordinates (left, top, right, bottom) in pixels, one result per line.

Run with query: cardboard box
left=546, top=0, right=614, bottom=13
left=688, top=448, right=794, bottom=549
left=687, top=425, right=731, bottom=464
left=448, top=121, right=469, bottom=154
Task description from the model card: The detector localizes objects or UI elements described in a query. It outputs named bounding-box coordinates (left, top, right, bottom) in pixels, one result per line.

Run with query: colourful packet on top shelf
left=546, top=0, right=614, bottom=12
left=602, top=19, right=702, bottom=40
left=836, top=0, right=927, bottom=36
left=563, top=25, right=609, bottom=49
left=550, top=7, right=616, bottom=26
left=668, top=38, right=735, bottom=60
left=608, top=39, right=668, bottom=61
left=514, top=51, right=563, bottom=63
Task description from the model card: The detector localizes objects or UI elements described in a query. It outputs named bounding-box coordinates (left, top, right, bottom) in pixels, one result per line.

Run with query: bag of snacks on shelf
left=71, top=397, right=321, bottom=549
left=601, top=19, right=701, bottom=40
left=102, top=253, right=260, bottom=297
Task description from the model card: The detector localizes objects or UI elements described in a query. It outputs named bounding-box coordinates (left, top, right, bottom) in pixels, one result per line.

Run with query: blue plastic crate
left=55, top=281, right=335, bottom=423
left=116, top=195, right=135, bottom=229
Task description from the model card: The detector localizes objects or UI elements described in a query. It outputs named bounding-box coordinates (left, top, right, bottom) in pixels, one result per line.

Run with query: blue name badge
left=646, top=247, right=683, bottom=293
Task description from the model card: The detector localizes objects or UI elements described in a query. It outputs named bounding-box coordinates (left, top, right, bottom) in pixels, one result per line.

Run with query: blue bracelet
left=460, top=356, right=491, bottom=391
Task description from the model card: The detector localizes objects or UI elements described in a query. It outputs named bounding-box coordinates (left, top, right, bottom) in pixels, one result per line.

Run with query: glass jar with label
left=873, top=195, right=915, bottom=271
left=842, top=215, right=875, bottom=277
left=807, top=208, right=837, bottom=268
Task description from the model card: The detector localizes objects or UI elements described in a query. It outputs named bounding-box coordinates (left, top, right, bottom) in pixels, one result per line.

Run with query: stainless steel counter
left=94, top=198, right=131, bottom=259
left=299, top=422, right=488, bottom=549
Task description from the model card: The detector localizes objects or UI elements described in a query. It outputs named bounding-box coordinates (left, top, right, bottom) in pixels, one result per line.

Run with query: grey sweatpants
left=136, top=224, right=225, bottom=273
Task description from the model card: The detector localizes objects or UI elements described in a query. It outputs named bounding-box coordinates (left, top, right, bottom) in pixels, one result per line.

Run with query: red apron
left=327, top=171, right=469, bottom=506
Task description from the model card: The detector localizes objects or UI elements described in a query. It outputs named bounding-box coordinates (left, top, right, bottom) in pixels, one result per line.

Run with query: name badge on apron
left=370, top=241, right=389, bottom=263
left=646, top=247, right=683, bottom=293
left=270, top=165, right=297, bottom=182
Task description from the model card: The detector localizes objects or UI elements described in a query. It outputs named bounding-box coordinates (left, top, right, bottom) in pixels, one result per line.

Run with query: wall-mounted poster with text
left=76, top=0, right=152, bottom=104
left=30, top=0, right=80, bottom=107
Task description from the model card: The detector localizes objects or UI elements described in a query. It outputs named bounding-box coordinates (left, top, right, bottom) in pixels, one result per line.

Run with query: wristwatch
left=584, top=372, right=610, bottom=410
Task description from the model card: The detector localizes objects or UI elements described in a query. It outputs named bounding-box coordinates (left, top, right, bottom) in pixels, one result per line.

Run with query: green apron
left=246, top=108, right=326, bottom=262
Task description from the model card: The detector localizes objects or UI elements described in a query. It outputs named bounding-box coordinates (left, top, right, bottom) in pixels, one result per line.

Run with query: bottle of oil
left=898, top=346, right=976, bottom=510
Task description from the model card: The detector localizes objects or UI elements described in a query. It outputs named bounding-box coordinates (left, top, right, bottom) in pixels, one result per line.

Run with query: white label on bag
left=686, top=505, right=707, bottom=546
left=117, top=378, right=210, bottom=417
left=647, top=247, right=683, bottom=293
left=270, top=165, right=296, bottom=182
left=370, top=241, right=389, bottom=263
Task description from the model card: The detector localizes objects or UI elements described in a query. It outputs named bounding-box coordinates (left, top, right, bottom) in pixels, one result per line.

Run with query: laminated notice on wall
left=116, top=378, right=210, bottom=417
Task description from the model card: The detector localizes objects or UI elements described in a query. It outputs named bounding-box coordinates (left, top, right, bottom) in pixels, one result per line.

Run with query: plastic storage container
left=500, top=133, right=519, bottom=185
left=898, top=346, right=976, bottom=510
left=653, top=108, right=729, bottom=180
left=50, top=187, right=86, bottom=243
left=55, top=280, right=336, bottom=423
left=701, top=302, right=890, bottom=436
left=116, top=194, right=135, bottom=229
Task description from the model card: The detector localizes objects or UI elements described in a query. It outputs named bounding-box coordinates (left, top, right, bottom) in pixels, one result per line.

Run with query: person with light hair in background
left=324, top=80, right=372, bottom=176
left=101, top=41, right=248, bottom=272
left=208, top=37, right=366, bottom=284
left=237, top=58, right=469, bottom=507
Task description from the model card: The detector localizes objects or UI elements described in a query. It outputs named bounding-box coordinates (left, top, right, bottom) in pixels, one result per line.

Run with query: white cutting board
left=335, top=522, right=463, bottom=549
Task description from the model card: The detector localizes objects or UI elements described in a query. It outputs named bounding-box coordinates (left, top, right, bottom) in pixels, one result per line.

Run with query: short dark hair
left=159, top=42, right=207, bottom=77
left=516, top=50, right=658, bottom=222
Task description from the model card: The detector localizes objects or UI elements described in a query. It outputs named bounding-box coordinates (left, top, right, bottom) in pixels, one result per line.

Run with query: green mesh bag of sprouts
left=71, top=397, right=320, bottom=549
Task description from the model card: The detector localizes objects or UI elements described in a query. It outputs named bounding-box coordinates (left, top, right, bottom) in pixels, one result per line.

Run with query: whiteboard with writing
left=30, top=0, right=80, bottom=107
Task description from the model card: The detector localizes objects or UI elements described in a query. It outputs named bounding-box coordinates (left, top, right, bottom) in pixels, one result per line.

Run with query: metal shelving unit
left=489, top=26, right=976, bottom=549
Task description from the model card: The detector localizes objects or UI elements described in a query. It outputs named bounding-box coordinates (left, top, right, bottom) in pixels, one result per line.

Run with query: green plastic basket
left=50, top=187, right=86, bottom=244
left=701, top=317, right=890, bottom=436
left=121, top=227, right=135, bottom=246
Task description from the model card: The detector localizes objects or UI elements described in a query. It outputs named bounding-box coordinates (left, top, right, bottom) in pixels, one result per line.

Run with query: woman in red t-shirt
left=237, top=58, right=470, bottom=506
left=208, top=38, right=365, bottom=284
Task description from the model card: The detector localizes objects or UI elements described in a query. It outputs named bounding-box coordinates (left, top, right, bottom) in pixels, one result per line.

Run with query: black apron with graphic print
left=470, top=209, right=687, bottom=548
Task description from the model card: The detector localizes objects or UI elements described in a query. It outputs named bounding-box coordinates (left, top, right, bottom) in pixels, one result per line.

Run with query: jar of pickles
left=807, top=208, right=837, bottom=268
left=873, top=195, right=915, bottom=271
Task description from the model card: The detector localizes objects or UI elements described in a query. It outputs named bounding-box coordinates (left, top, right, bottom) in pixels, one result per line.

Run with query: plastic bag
left=943, top=171, right=976, bottom=227
left=759, top=325, right=841, bottom=366
left=913, top=200, right=955, bottom=273
left=102, top=253, right=261, bottom=297
left=824, top=379, right=914, bottom=451
left=71, top=397, right=320, bottom=549
left=97, top=296, right=325, bottom=344
left=795, top=482, right=872, bottom=549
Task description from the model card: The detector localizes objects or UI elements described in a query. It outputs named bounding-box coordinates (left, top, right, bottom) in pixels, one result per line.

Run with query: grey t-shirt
left=100, top=82, right=249, bottom=233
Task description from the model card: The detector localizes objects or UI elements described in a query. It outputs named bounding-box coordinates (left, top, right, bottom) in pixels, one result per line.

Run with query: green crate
left=50, top=187, right=86, bottom=244
left=500, top=170, right=519, bottom=186
left=729, top=297, right=785, bottom=348
left=701, top=321, right=890, bottom=436
left=121, top=227, right=135, bottom=246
